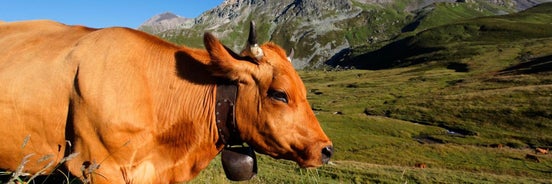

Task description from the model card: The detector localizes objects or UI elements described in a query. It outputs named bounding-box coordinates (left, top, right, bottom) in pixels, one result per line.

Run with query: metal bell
left=221, top=146, right=257, bottom=181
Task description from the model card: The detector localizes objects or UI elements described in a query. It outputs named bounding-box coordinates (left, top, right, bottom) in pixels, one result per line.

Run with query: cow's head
left=204, top=22, right=333, bottom=168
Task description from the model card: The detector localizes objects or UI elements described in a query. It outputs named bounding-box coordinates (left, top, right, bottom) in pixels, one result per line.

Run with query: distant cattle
left=0, top=20, right=333, bottom=183
left=490, top=143, right=504, bottom=149
left=525, top=154, right=540, bottom=162
left=415, top=163, right=427, bottom=168
left=535, top=147, right=549, bottom=154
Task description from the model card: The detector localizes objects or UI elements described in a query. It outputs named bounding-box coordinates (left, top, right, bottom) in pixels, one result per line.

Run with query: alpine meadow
left=1, top=0, right=551, bottom=183
left=175, top=1, right=552, bottom=183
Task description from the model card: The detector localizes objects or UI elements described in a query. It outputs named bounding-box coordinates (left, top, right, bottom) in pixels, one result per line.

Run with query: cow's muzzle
left=321, top=145, right=334, bottom=164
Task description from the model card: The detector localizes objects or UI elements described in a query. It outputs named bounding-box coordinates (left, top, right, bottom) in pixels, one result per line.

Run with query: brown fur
left=0, top=20, right=332, bottom=183
left=535, top=147, right=549, bottom=154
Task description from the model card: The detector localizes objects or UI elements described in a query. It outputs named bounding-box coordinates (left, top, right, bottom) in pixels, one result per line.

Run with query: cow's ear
left=204, top=32, right=255, bottom=80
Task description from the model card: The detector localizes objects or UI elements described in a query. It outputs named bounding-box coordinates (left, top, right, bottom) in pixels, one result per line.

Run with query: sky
left=0, top=0, right=224, bottom=28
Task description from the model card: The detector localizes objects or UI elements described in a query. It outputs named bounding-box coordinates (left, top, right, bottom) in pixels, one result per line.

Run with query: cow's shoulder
left=0, top=20, right=71, bottom=33
left=0, top=20, right=97, bottom=48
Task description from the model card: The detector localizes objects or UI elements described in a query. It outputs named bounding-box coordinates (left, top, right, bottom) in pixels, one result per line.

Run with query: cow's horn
left=247, top=21, right=264, bottom=60
left=248, top=21, right=257, bottom=46
left=287, top=48, right=294, bottom=62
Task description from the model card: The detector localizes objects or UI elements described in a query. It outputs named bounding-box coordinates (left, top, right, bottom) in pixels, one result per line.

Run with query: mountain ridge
left=139, top=0, right=552, bottom=69
left=138, top=12, right=193, bottom=34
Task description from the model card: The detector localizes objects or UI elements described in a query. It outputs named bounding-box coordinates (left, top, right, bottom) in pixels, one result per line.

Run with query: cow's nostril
left=321, top=145, right=333, bottom=164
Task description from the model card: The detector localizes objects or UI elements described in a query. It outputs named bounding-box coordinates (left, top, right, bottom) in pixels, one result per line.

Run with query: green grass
left=408, top=2, right=504, bottom=33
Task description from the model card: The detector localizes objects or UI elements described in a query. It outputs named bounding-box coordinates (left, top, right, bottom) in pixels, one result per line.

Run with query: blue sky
left=0, top=1, right=224, bottom=28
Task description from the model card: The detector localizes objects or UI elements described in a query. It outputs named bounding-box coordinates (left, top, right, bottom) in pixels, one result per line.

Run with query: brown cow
left=525, top=154, right=540, bottom=162
left=414, top=163, right=427, bottom=168
left=0, top=20, right=333, bottom=183
left=535, top=147, right=549, bottom=154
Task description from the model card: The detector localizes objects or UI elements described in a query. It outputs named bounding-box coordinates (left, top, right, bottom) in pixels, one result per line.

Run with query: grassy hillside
left=348, top=3, right=552, bottom=70
left=400, top=1, right=514, bottom=35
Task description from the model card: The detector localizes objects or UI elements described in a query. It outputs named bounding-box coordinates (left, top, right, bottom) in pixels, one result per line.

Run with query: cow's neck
left=146, top=50, right=224, bottom=181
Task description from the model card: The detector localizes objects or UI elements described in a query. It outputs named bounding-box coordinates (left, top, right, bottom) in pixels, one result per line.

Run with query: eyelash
left=268, top=89, right=288, bottom=104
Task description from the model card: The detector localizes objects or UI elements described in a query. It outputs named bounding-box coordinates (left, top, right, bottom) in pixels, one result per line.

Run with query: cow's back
left=0, top=20, right=95, bottom=172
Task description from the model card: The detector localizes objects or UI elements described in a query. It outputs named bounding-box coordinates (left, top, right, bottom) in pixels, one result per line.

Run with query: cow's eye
left=268, top=89, right=288, bottom=103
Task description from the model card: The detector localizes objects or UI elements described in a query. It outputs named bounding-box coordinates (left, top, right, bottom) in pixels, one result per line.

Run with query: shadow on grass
left=500, top=54, right=552, bottom=74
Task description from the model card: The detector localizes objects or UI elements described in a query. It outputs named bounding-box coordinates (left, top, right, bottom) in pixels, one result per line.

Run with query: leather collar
left=215, top=80, right=243, bottom=146
left=216, top=79, right=258, bottom=181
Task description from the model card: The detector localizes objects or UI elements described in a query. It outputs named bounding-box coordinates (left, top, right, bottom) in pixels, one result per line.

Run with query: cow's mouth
left=247, top=141, right=334, bottom=168
left=297, top=145, right=334, bottom=168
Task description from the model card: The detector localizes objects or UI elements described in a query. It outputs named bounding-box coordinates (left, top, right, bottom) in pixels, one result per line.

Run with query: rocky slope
left=138, top=12, right=193, bottom=34
left=139, top=0, right=551, bottom=69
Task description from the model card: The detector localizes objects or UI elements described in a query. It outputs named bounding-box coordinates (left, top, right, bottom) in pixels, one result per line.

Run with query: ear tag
left=221, top=145, right=257, bottom=181
left=250, top=44, right=264, bottom=60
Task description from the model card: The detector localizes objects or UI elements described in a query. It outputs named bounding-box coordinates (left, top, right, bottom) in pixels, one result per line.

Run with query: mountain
left=139, top=0, right=551, bottom=69
left=138, top=12, right=193, bottom=34
left=346, top=2, right=552, bottom=71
